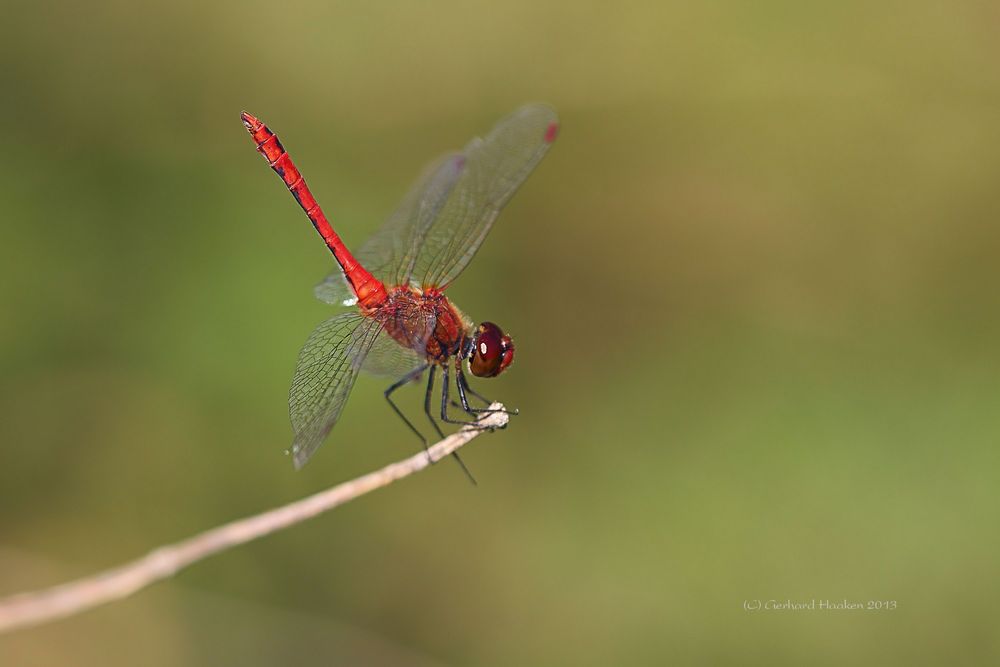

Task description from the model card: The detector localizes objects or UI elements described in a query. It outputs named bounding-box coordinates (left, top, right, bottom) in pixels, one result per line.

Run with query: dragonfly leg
left=458, top=369, right=493, bottom=406
left=423, top=366, right=445, bottom=440
left=385, top=364, right=430, bottom=450
left=440, top=365, right=498, bottom=428
left=455, top=359, right=519, bottom=417
left=425, top=365, right=477, bottom=485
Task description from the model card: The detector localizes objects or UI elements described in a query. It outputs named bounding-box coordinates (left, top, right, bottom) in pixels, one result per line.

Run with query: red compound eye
left=498, top=334, right=515, bottom=375
left=470, top=322, right=514, bottom=377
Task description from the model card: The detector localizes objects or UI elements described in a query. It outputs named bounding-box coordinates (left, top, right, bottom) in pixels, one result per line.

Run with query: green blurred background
left=2, top=1, right=999, bottom=664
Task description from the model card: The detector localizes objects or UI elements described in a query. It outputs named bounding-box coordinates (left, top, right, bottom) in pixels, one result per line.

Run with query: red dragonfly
left=241, top=105, right=558, bottom=471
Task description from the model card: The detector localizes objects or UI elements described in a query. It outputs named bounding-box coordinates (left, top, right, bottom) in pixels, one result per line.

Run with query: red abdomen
left=241, top=111, right=387, bottom=311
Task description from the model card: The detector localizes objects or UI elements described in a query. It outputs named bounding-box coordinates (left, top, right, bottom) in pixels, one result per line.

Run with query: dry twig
left=0, top=405, right=509, bottom=634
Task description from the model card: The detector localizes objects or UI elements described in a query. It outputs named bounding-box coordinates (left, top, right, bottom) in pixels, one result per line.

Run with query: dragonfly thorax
left=375, top=288, right=513, bottom=375
left=377, top=285, right=473, bottom=363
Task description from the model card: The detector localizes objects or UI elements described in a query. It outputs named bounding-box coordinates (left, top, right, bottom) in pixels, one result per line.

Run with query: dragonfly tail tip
left=240, top=111, right=260, bottom=131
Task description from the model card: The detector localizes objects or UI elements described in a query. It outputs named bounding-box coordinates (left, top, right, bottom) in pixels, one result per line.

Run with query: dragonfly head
left=468, top=322, right=514, bottom=378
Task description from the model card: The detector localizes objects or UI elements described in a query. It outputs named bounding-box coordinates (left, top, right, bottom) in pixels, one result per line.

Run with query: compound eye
left=498, top=334, right=515, bottom=375
left=470, top=322, right=504, bottom=377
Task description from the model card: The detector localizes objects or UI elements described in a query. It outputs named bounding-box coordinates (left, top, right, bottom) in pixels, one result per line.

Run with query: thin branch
left=0, top=405, right=510, bottom=634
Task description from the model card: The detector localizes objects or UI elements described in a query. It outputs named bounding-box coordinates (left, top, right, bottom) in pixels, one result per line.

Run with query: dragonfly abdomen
left=241, top=111, right=387, bottom=311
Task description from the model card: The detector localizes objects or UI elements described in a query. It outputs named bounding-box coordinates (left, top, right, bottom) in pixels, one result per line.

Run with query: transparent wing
left=314, top=153, right=465, bottom=305
left=288, top=312, right=384, bottom=468
left=313, top=278, right=356, bottom=308
left=314, top=103, right=557, bottom=303
left=361, top=299, right=437, bottom=378
left=361, top=333, right=426, bottom=378
left=414, top=103, right=558, bottom=289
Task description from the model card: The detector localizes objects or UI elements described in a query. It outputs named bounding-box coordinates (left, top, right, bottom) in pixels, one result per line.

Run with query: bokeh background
left=2, top=1, right=999, bottom=664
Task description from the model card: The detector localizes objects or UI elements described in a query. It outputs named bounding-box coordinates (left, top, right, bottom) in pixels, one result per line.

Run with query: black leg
left=458, top=368, right=493, bottom=406
left=450, top=448, right=478, bottom=486
left=448, top=359, right=490, bottom=409
left=454, top=364, right=484, bottom=411
left=425, top=364, right=478, bottom=486
left=440, top=364, right=492, bottom=427
left=455, top=360, right=519, bottom=417
left=423, top=365, right=445, bottom=440
left=385, top=364, right=430, bottom=448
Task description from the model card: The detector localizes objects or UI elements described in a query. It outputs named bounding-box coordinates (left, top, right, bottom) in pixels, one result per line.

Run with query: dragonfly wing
left=314, top=153, right=465, bottom=305
left=313, top=278, right=358, bottom=308
left=362, top=301, right=437, bottom=377
left=415, top=103, right=558, bottom=289
left=288, top=312, right=384, bottom=468
left=361, top=334, right=425, bottom=378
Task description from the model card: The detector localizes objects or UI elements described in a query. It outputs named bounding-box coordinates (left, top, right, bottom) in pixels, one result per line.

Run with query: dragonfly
left=241, top=104, right=558, bottom=472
